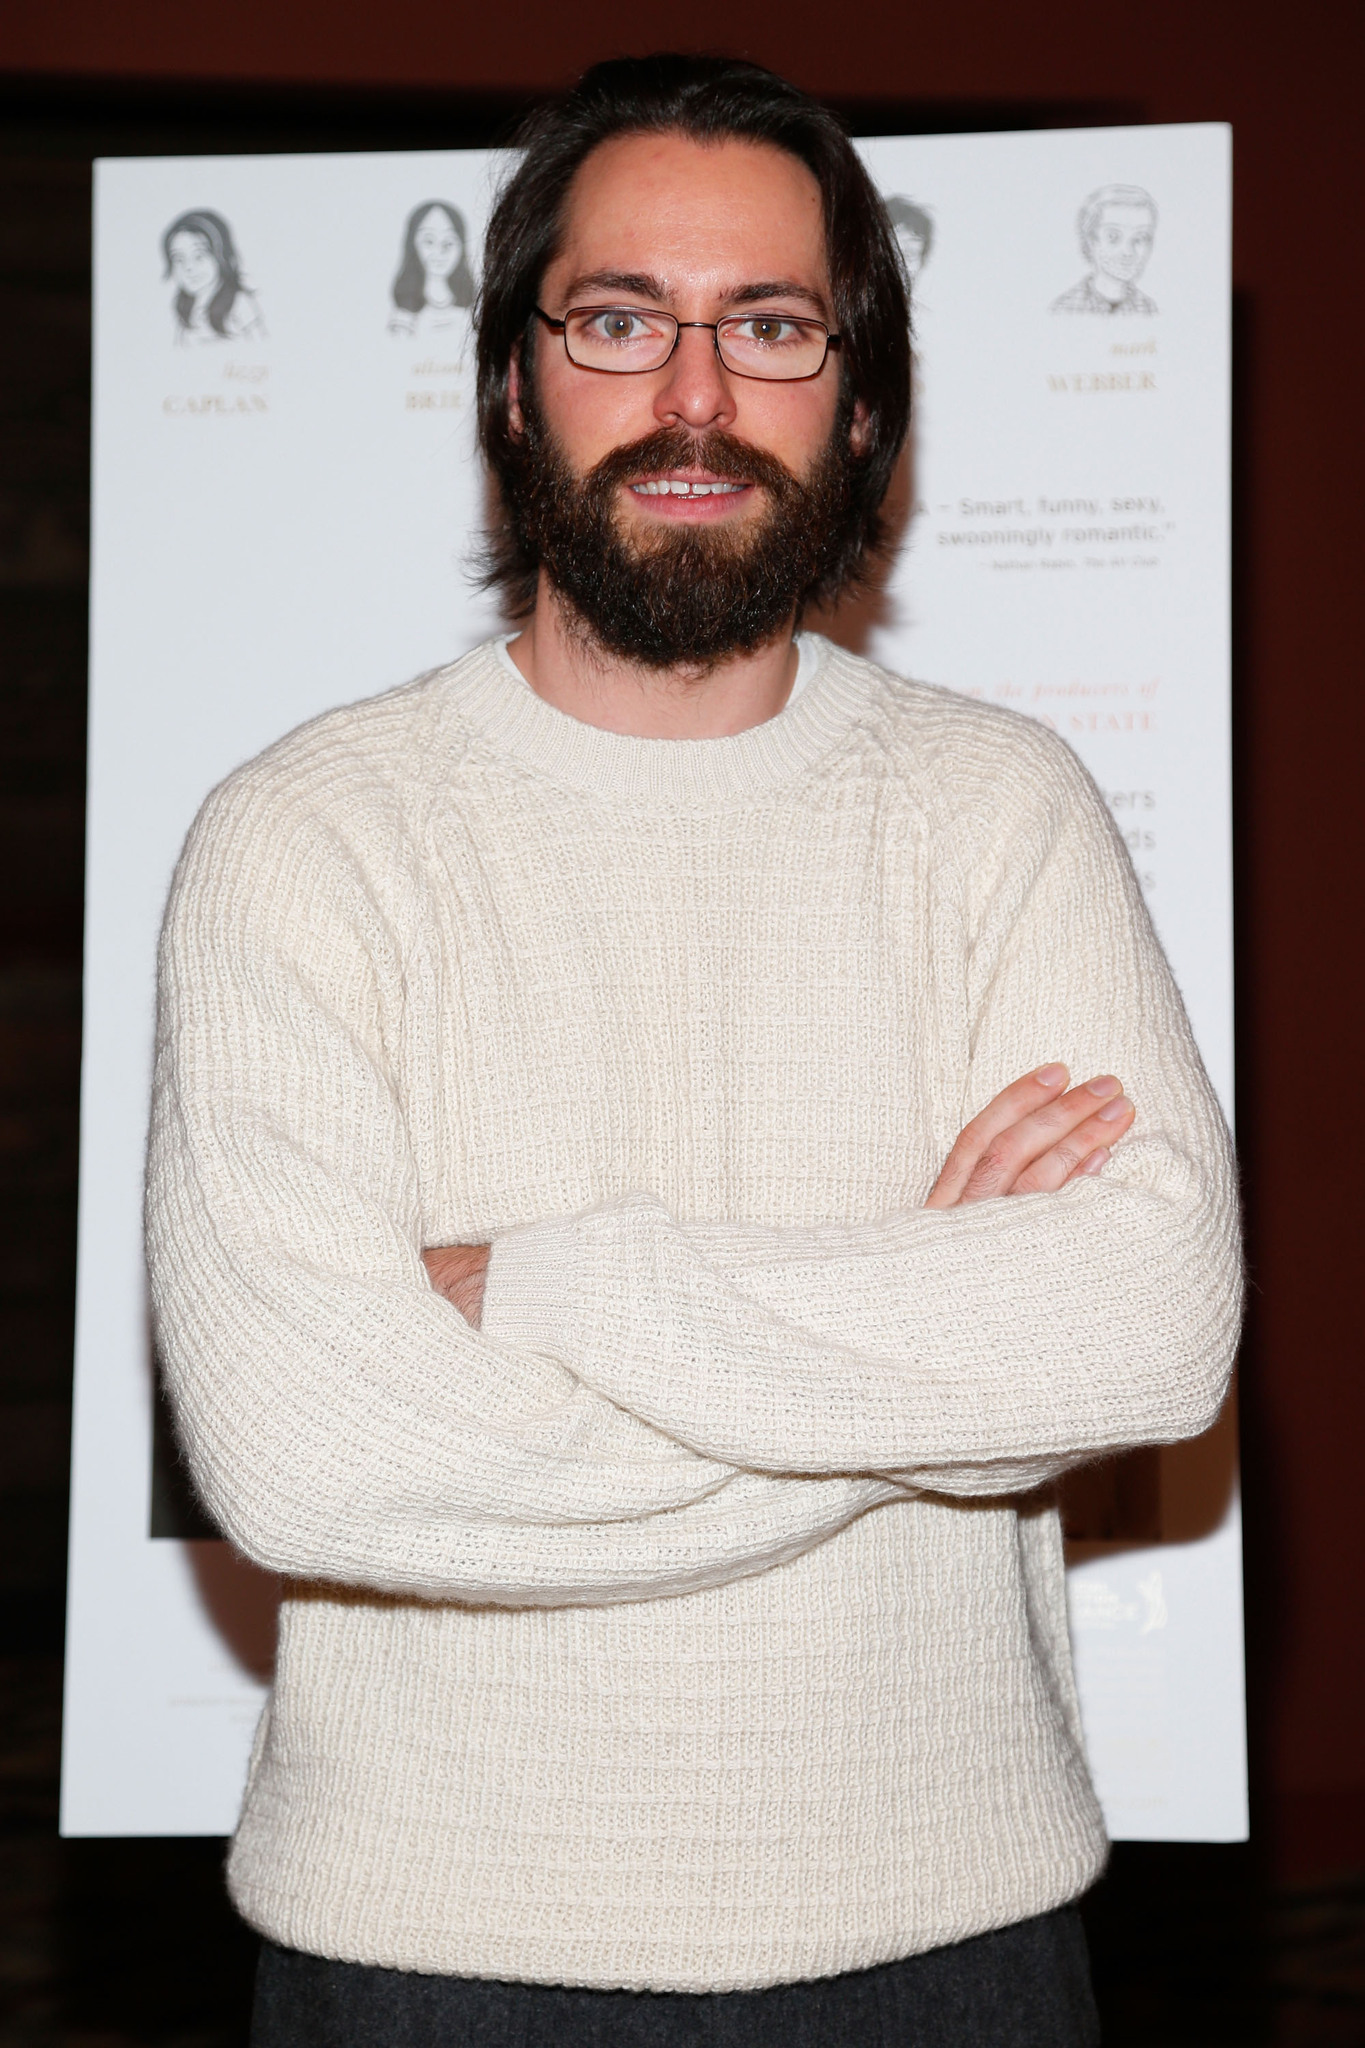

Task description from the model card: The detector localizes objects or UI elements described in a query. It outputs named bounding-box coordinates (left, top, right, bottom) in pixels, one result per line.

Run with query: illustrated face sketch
left=415, top=207, right=461, bottom=285
left=1052, top=184, right=1159, bottom=315
left=167, top=230, right=218, bottom=299
left=161, top=209, right=266, bottom=345
left=884, top=195, right=934, bottom=285
left=389, top=201, right=476, bottom=336
left=1088, top=203, right=1154, bottom=286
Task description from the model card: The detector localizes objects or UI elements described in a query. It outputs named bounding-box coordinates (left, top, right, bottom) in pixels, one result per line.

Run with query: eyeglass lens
left=561, top=307, right=830, bottom=380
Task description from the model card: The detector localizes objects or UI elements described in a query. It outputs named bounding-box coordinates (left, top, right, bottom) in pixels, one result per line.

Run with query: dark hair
left=885, top=195, right=934, bottom=263
left=392, top=201, right=476, bottom=315
left=476, top=54, right=911, bottom=614
left=162, top=209, right=246, bottom=336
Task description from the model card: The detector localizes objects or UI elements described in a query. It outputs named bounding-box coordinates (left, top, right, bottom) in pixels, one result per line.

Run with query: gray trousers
left=251, top=1905, right=1100, bottom=2046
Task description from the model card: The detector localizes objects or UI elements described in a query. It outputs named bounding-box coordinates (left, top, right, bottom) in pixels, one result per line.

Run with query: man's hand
left=926, top=1065, right=1134, bottom=1209
left=422, top=1243, right=491, bottom=1327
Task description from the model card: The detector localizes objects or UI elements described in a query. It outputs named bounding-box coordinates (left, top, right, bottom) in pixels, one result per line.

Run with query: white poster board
left=64, top=124, right=1244, bottom=1843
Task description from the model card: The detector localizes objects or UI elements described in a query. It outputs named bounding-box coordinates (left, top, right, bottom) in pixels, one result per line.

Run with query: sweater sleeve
left=481, top=730, right=1243, bottom=1495
left=145, top=772, right=900, bottom=1606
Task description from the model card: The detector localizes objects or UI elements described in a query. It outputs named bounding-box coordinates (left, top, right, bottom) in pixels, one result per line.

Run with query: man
left=147, top=55, right=1240, bottom=2047
left=1052, top=183, right=1160, bottom=314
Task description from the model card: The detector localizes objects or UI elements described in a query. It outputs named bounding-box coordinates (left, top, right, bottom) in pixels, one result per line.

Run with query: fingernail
left=1096, top=1094, right=1132, bottom=1123
left=1086, top=1074, right=1122, bottom=1098
left=1080, top=1148, right=1110, bottom=1174
left=1035, top=1064, right=1068, bottom=1087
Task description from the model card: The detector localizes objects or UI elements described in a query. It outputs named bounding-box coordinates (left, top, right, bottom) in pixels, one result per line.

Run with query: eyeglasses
left=533, top=305, right=842, bottom=382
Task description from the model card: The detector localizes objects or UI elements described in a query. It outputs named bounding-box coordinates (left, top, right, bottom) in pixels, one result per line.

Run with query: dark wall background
left=0, top=0, right=1362, bottom=2038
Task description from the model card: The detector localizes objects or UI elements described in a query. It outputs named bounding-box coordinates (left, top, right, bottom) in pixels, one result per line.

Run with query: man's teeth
left=632, top=480, right=745, bottom=496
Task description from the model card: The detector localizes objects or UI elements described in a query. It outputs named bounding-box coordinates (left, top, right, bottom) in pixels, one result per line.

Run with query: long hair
left=162, top=210, right=245, bottom=336
left=392, top=201, right=476, bottom=314
left=476, top=54, right=912, bottom=616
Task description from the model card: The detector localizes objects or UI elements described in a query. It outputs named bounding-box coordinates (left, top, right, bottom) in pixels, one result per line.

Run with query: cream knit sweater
left=146, top=635, right=1241, bottom=1992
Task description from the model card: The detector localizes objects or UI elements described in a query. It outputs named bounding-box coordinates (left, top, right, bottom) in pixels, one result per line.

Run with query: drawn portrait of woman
left=162, top=210, right=266, bottom=346
left=388, top=201, right=476, bottom=337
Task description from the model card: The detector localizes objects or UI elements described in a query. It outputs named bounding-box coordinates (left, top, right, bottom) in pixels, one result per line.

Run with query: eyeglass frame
left=532, top=304, right=843, bottom=382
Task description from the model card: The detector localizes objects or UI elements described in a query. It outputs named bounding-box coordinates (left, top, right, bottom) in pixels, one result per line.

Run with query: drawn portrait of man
left=1052, top=184, right=1159, bottom=315
left=388, top=200, right=476, bottom=337
left=884, top=193, right=935, bottom=285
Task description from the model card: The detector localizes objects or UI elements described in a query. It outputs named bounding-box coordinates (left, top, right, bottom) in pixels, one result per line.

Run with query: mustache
left=584, top=426, right=801, bottom=497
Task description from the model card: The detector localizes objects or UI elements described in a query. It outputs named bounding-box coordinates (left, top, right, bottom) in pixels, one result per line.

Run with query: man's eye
left=736, top=316, right=798, bottom=344
left=590, top=311, right=650, bottom=340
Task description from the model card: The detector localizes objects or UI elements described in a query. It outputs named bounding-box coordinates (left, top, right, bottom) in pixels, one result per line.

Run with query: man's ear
left=507, top=346, right=525, bottom=439
left=849, top=399, right=871, bottom=458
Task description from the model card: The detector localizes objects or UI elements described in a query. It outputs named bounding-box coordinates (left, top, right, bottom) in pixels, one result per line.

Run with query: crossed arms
left=145, top=735, right=1242, bottom=1609
left=424, top=1065, right=1140, bottom=1325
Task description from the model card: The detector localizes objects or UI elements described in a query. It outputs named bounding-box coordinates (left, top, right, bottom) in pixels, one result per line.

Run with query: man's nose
left=652, top=325, right=738, bottom=433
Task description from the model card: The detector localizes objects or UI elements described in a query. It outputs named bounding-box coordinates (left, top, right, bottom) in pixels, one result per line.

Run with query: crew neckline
left=493, top=629, right=824, bottom=707
left=443, top=633, right=877, bottom=803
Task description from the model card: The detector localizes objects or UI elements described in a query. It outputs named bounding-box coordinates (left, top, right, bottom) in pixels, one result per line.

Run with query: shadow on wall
left=150, top=1368, right=281, bottom=1682
left=185, top=1540, right=280, bottom=1683
left=1063, top=1403, right=1239, bottom=1551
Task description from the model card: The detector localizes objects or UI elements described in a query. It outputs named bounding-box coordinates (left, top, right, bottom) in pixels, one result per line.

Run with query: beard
left=500, top=388, right=861, bottom=670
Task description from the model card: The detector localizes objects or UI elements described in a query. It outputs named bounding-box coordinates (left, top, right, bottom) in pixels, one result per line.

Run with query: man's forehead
left=1095, top=204, right=1154, bottom=228
left=545, top=132, right=831, bottom=304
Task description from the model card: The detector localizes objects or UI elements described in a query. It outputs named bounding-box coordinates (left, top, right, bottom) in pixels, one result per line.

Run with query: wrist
left=481, top=1215, right=586, bottom=1356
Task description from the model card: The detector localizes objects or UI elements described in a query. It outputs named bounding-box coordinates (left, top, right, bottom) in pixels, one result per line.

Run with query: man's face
left=521, top=131, right=849, bottom=544
left=1085, top=204, right=1155, bottom=285
left=500, top=131, right=876, bottom=666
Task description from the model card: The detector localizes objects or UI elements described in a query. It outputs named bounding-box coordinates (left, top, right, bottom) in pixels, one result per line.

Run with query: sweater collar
left=439, top=634, right=879, bottom=802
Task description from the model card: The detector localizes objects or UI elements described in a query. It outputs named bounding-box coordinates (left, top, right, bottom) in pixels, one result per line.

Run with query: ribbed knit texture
left=146, top=635, right=1241, bottom=1991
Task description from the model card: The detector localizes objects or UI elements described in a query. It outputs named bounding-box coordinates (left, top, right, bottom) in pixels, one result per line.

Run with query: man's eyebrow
left=723, top=280, right=830, bottom=317
left=559, top=270, right=668, bottom=303
left=557, top=271, right=831, bottom=318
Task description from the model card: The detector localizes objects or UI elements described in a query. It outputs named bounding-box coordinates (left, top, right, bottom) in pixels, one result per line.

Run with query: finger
left=953, top=1075, right=1126, bottom=1203
left=1009, top=1096, right=1136, bottom=1194
left=925, top=1064, right=1069, bottom=1208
